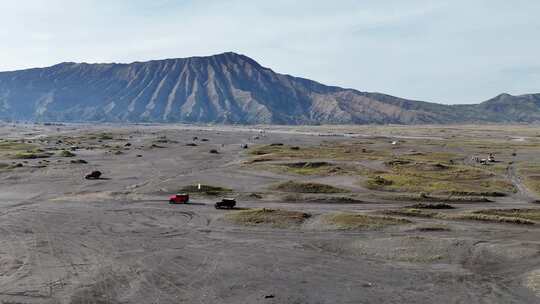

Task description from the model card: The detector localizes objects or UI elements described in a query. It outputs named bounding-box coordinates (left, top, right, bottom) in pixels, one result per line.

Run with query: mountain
left=472, top=93, right=540, bottom=122
left=0, top=52, right=538, bottom=124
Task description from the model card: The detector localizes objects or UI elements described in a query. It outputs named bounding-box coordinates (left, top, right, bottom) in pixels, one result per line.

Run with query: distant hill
left=0, top=52, right=538, bottom=124
left=472, top=93, right=540, bottom=122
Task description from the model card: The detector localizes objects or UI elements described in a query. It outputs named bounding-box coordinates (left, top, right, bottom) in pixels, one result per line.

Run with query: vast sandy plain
left=0, top=123, right=539, bottom=303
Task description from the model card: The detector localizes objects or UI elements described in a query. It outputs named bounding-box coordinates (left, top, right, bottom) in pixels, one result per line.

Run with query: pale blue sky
left=1, top=0, right=539, bottom=104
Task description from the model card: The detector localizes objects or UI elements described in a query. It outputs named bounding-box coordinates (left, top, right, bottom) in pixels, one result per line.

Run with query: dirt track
left=0, top=123, right=539, bottom=303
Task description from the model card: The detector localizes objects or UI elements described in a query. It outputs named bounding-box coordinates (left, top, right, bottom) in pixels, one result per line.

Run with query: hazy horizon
left=1, top=0, right=539, bottom=104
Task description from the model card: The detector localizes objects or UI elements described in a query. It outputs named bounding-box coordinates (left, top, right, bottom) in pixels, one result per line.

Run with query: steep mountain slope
left=0, top=52, right=538, bottom=124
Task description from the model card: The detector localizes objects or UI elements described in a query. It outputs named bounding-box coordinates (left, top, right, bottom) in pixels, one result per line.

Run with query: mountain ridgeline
left=0, top=52, right=539, bottom=124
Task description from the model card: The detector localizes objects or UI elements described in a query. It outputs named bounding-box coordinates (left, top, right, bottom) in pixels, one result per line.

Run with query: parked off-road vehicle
left=169, top=193, right=189, bottom=204
left=215, top=198, right=236, bottom=209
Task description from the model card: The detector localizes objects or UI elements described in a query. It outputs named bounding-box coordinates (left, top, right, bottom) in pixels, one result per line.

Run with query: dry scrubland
left=0, top=123, right=539, bottom=303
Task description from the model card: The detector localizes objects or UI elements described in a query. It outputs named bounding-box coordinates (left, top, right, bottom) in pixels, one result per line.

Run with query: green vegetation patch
left=447, top=213, right=535, bottom=225
left=0, top=140, right=35, bottom=150
left=281, top=193, right=368, bottom=204
left=250, top=144, right=297, bottom=156
left=252, top=161, right=359, bottom=176
left=47, top=132, right=119, bottom=144
left=381, top=193, right=493, bottom=203
left=445, top=190, right=507, bottom=197
left=388, top=159, right=491, bottom=180
left=323, top=212, right=411, bottom=230
left=471, top=209, right=540, bottom=222
left=398, top=152, right=460, bottom=164
left=447, top=138, right=540, bottom=153
left=365, top=158, right=515, bottom=196
left=179, top=184, right=232, bottom=196
left=11, top=151, right=52, bottom=159
left=249, top=143, right=390, bottom=162
left=248, top=159, right=373, bottom=179
left=272, top=181, right=349, bottom=193
left=226, top=208, right=310, bottom=228
left=382, top=207, right=537, bottom=225
left=279, top=161, right=346, bottom=175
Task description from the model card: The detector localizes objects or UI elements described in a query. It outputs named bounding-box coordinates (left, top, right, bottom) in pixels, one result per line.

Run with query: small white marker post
left=198, top=183, right=201, bottom=190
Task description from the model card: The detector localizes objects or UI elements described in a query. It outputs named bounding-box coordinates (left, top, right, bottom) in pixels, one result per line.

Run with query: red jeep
left=169, top=193, right=189, bottom=204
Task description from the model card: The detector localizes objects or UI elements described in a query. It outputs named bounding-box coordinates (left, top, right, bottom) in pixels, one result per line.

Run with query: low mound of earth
left=275, top=161, right=351, bottom=175
left=365, top=160, right=515, bottom=196
left=322, top=212, right=411, bottom=230
left=272, top=181, right=349, bottom=193
left=383, top=208, right=539, bottom=225
left=225, top=208, right=311, bottom=228
left=179, top=184, right=232, bottom=196
left=471, top=208, right=540, bottom=221
left=283, top=195, right=369, bottom=204
left=282, top=161, right=330, bottom=169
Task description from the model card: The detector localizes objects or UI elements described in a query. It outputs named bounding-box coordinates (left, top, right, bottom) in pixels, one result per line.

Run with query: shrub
left=59, top=150, right=76, bottom=157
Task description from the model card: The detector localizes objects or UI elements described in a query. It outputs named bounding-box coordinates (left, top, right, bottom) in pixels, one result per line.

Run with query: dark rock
left=70, top=159, right=88, bottom=164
